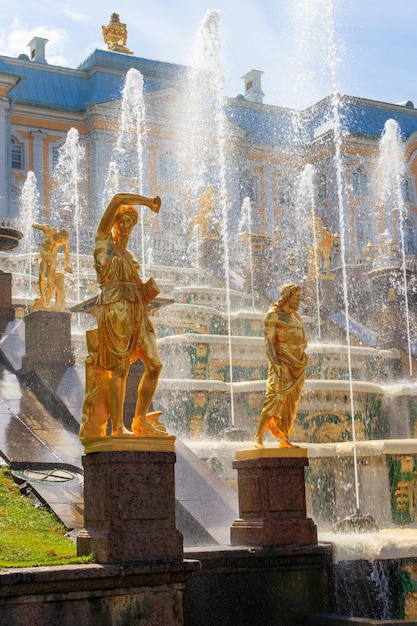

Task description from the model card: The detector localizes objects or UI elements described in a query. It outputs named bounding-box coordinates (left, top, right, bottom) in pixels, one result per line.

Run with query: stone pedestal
left=21, top=310, right=74, bottom=374
left=231, top=449, right=317, bottom=546
left=0, top=272, right=14, bottom=333
left=303, top=277, right=336, bottom=317
left=77, top=450, right=184, bottom=563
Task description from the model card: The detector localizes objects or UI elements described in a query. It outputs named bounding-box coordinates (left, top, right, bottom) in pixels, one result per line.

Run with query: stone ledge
left=0, top=560, right=200, bottom=598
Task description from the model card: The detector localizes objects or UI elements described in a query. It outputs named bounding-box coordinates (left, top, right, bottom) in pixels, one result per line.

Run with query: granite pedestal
left=77, top=450, right=184, bottom=563
left=21, top=310, right=75, bottom=374
left=231, top=448, right=317, bottom=546
left=0, top=272, right=14, bottom=333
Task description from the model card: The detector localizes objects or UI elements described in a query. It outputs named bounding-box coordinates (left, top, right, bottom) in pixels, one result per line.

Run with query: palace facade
left=1, top=32, right=417, bottom=270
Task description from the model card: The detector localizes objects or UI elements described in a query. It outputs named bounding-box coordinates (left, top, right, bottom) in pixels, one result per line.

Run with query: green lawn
left=0, top=465, right=93, bottom=569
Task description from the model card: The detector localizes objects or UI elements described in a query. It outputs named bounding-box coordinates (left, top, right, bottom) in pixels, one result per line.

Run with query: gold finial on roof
left=102, top=13, right=133, bottom=55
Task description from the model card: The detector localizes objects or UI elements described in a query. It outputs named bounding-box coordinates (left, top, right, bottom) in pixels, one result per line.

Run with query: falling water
left=379, top=119, right=413, bottom=376
left=238, top=197, right=255, bottom=310
left=51, top=128, right=85, bottom=306
left=105, top=68, right=148, bottom=278
left=325, top=0, right=360, bottom=513
left=185, top=10, right=235, bottom=425
left=18, top=171, right=40, bottom=297
left=191, top=224, right=202, bottom=285
left=296, top=165, right=322, bottom=338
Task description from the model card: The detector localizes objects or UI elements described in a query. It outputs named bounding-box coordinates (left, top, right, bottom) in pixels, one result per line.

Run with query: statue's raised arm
left=97, top=193, right=161, bottom=238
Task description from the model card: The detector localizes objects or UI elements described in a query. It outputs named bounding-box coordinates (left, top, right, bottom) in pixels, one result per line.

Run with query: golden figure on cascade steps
left=79, top=193, right=172, bottom=450
left=254, top=283, right=308, bottom=450
left=31, top=223, right=73, bottom=312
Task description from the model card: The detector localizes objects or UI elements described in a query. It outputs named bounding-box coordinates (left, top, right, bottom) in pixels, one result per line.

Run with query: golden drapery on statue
left=254, top=283, right=308, bottom=449
left=79, top=192, right=172, bottom=448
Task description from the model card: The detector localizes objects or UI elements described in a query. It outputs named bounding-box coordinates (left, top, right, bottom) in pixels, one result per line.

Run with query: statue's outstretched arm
left=32, top=223, right=51, bottom=233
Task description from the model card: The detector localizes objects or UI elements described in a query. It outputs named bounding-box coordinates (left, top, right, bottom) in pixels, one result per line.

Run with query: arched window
left=11, top=137, right=24, bottom=169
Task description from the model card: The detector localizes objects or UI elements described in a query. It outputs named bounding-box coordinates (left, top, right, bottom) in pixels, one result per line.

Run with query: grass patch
left=0, top=465, right=93, bottom=569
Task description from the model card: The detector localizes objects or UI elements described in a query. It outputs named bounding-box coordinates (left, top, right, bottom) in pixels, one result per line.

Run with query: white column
left=0, top=98, right=10, bottom=216
left=31, top=130, right=48, bottom=210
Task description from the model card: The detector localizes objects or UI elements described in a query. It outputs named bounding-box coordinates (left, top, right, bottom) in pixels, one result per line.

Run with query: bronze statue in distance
left=31, top=223, right=73, bottom=311
left=254, top=283, right=308, bottom=449
left=79, top=192, right=166, bottom=442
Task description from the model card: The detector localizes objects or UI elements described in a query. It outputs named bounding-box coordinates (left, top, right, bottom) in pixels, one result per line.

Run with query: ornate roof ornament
left=102, top=13, right=133, bottom=55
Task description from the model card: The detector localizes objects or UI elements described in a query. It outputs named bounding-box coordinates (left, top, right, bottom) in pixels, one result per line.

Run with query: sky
left=1, top=0, right=417, bottom=110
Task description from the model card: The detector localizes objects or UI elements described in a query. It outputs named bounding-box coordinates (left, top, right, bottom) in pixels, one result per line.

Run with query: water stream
left=51, top=127, right=85, bottom=307
left=184, top=10, right=236, bottom=425
left=105, top=68, right=148, bottom=278
left=238, top=197, right=256, bottom=310
left=378, top=118, right=413, bottom=376
left=325, top=0, right=361, bottom=513
left=17, top=171, right=40, bottom=298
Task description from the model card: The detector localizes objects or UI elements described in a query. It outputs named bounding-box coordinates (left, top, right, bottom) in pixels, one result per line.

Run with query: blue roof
left=341, top=99, right=417, bottom=140
left=3, top=49, right=187, bottom=112
left=7, top=63, right=89, bottom=111
left=301, top=95, right=417, bottom=143
left=226, top=98, right=301, bottom=147
left=3, top=48, right=417, bottom=144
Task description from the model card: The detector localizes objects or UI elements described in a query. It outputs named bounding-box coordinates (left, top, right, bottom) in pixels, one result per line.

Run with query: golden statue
left=194, top=187, right=221, bottom=239
left=31, top=223, right=73, bottom=311
left=102, top=13, right=133, bottom=55
left=254, top=283, right=308, bottom=449
left=79, top=192, right=167, bottom=443
left=307, top=212, right=336, bottom=279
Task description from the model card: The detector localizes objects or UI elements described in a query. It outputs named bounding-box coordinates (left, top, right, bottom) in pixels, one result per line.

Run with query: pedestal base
left=231, top=448, right=317, bottom=547
left=78, top=450, right=183, bottom=563
left=303, top=277, right=336, bottom=317
left=21, top=310, right=74, bottom=374
left=0, top=273, right=14, bottom=333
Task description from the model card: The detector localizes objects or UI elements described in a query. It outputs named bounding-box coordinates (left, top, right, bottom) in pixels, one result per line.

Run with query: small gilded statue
left=79, top=193, right=167, bottom=442
left=307, top=212, right=337, bottom=279
left=254, top=283, right=308, bottom=449
left=32, top=223, right=73, bottom=311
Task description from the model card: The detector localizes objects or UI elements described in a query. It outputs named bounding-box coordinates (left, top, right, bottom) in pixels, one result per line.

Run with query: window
left=51, top=146, right=62, bottom=173
left=11, top=138, right=23, bottom=169
left=240, top=171, right=260, bottom=205
left=275, top=176, right=294, bottom=207
left=402, top=177, right=413, bottom=203
left=316, top=172, right=328, bottom=203
left=355, top=203, right=377, bottom=250
left=351, top=166, right=368, bottom=196
left=157, top=151, right=179, bottom=184
left=403, top=215, right=417, bottom=255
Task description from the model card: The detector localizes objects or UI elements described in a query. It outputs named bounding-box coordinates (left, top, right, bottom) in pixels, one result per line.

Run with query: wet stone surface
left=0, top=363, right=84, bottom=528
